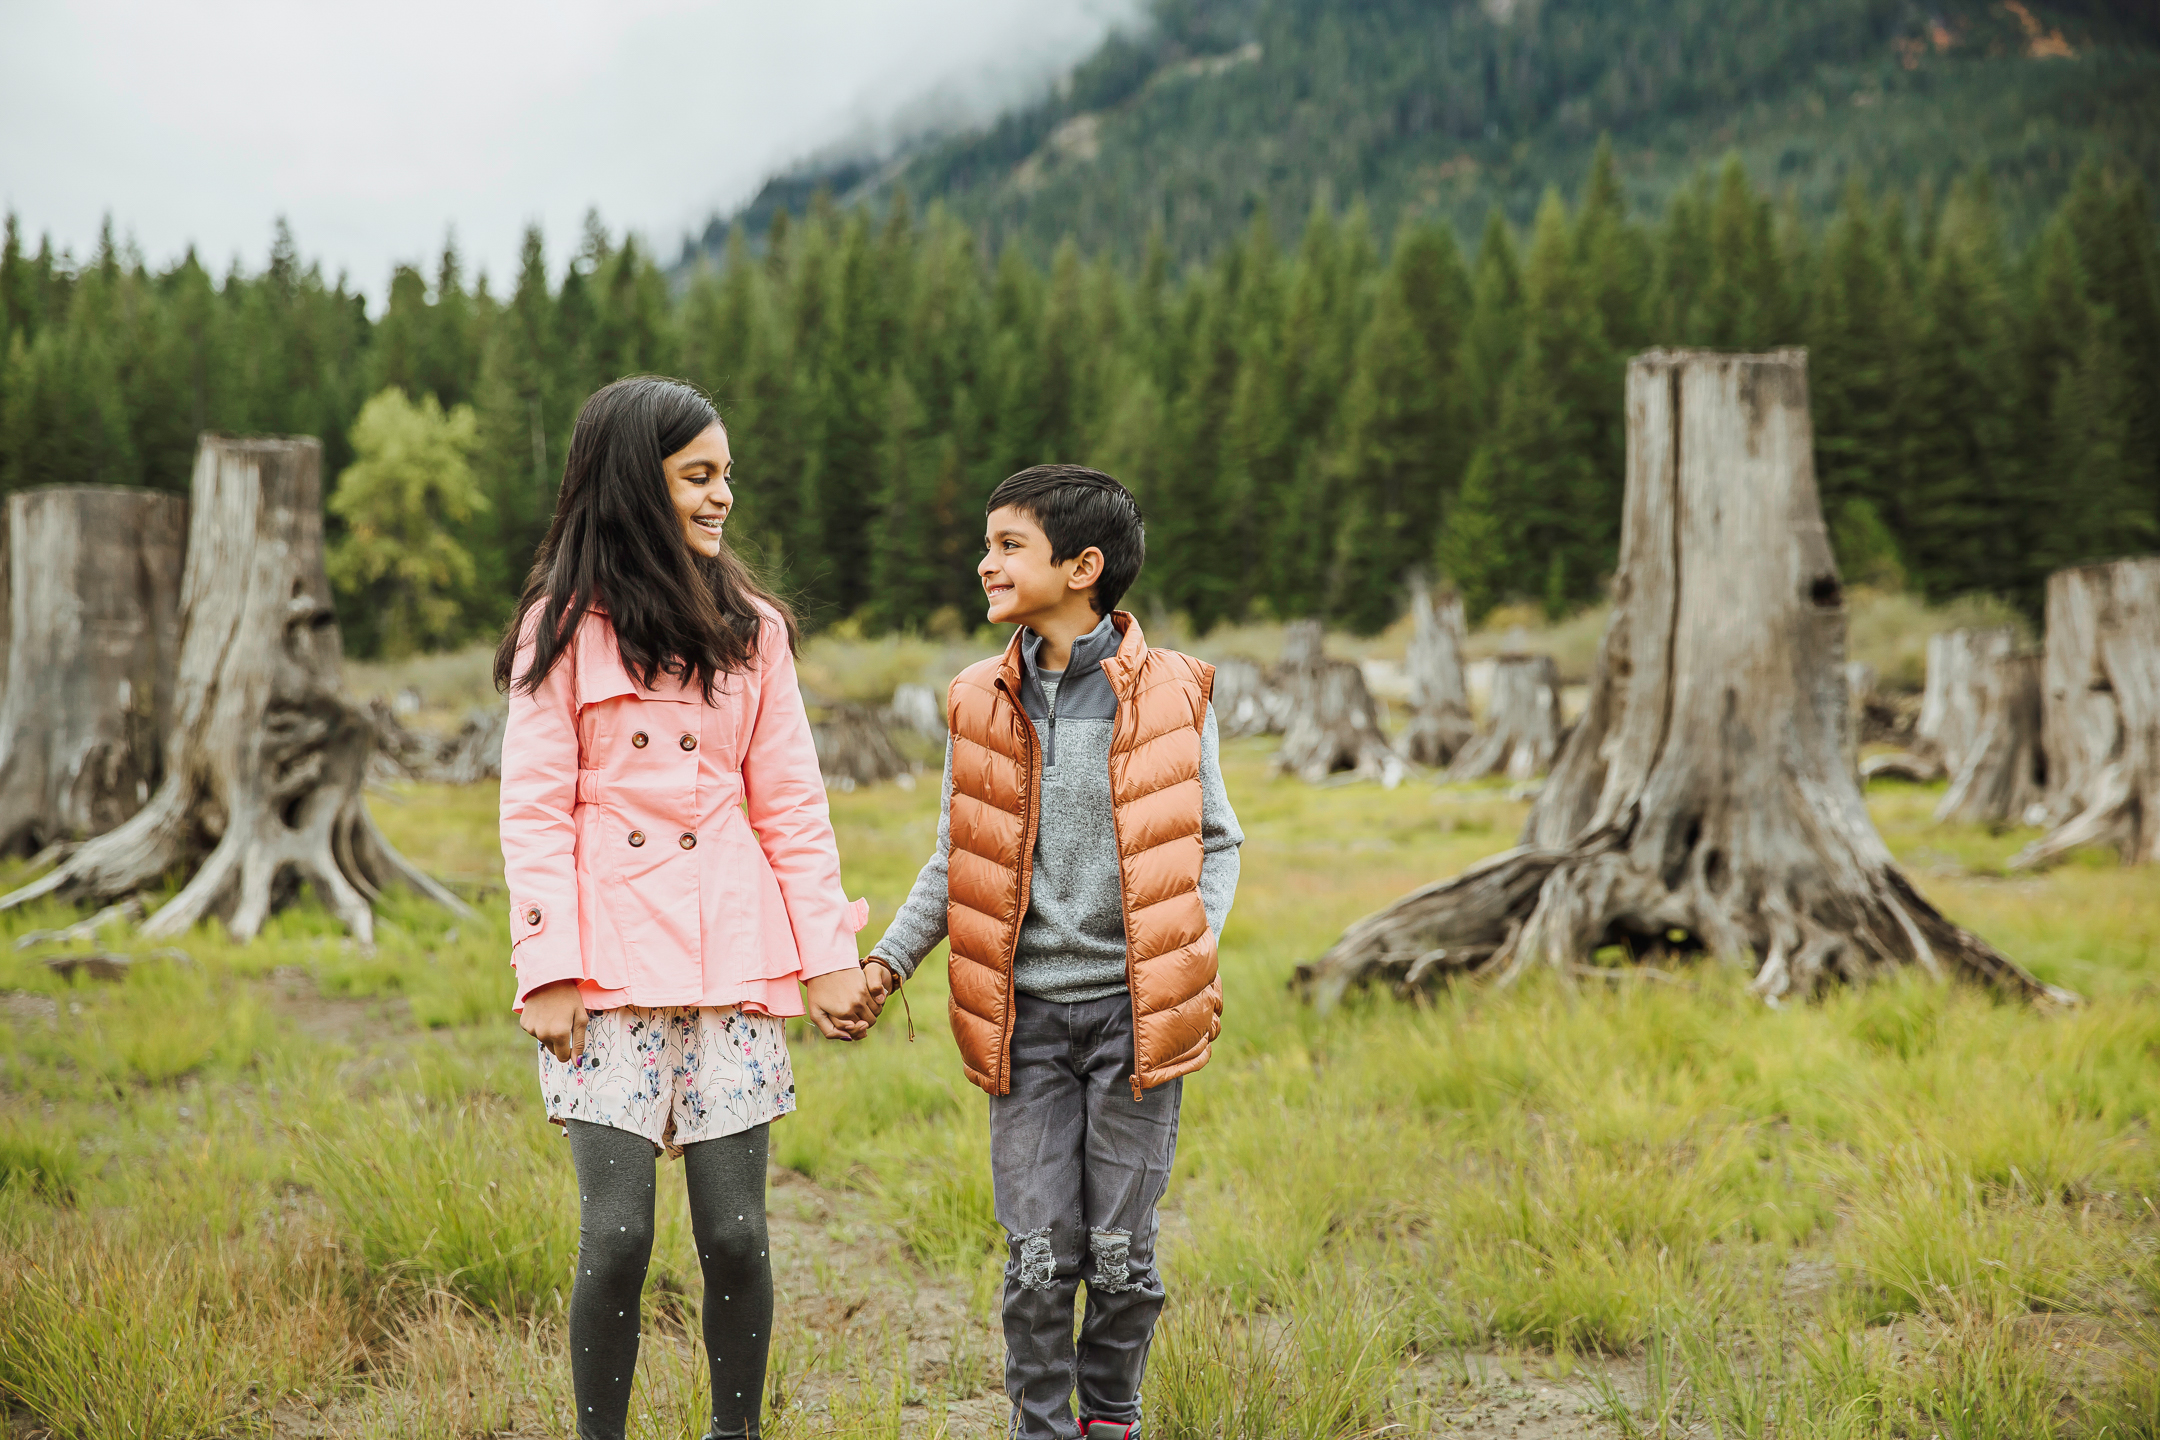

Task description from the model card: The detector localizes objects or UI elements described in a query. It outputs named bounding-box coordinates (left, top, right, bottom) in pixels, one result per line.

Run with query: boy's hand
left=521, top=979, right=588, bottom=1063
left=862, top=958, right=896, bottom=1012
left=805, top=968, right=876, bottom=1041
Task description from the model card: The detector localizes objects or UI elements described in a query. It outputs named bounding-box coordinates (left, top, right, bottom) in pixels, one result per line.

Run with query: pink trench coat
left=499, top=604, right=868, bottom=1015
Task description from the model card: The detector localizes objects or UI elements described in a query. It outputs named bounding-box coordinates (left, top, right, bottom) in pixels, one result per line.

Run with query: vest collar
left=995, top=610, right=1148, bottom=697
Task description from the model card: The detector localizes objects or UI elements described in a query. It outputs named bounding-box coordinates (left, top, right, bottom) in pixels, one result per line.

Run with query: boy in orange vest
left=865, top=465, right=1243, bottom=1440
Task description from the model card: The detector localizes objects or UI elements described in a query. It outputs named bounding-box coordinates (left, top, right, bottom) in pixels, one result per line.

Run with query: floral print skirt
left=537, top=1005, right=795, bottom=1156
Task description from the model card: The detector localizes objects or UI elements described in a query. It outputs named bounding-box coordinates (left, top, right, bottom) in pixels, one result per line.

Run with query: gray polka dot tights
left=566, top=1118, right=771, bottom=1440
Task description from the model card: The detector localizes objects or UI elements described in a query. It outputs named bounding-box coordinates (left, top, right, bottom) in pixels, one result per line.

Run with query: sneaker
left=1080, top=1422, right=1136, bottom=1440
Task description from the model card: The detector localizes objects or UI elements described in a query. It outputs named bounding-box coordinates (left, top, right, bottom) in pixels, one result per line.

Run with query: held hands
left=526, top=969, right=891, bottom=1052
left=804, top=967, right=881, bottom=1041
left=521, top=979, right=589, bottom=1063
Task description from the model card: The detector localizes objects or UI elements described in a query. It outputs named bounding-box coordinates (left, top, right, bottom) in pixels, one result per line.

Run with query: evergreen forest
left=706, top=0, right=2160, bottom=266
left=1, top=146, right=2154, bottom=657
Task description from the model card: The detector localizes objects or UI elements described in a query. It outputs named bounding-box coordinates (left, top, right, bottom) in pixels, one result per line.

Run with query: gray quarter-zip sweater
left=869, top=615, right=1244, bottom=1003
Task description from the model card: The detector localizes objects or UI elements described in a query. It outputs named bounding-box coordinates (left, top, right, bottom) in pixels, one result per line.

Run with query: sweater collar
left=1020, top=612, right=1119, bottom=681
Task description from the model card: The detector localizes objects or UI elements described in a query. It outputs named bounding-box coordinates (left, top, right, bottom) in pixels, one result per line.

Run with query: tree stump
left=436, top=706, right=507, bottom=784
left=1937, top=652, right=2045, bottom=827
left=1296, top=351, right=2065, bottom=1006
left=1271, top=620, right=1403, bottom=785
left=1445, top=654, right=1562, bottom=782
left=1399, top=579, right=1475, bottom=767
left=0, top=488, right=188, bottom=857
left=2010, top=557, right=2160, bottom=868
left=0, top=437, right=468, bottom=942
left=1210, top=656, right=1284, bottom=740
left=889, top=683, right=947, bottom=740
left=1860, top=629, right=2016, bottom=786
left=812, top=702, right=911, bottom=791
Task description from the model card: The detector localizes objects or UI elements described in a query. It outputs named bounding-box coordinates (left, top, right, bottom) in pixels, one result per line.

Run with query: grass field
left=2, top=741, right=2156, bottom=1438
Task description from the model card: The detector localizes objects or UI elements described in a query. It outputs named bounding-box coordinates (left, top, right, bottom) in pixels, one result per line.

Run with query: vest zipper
left=997, top=675, right=1039, bottom=1099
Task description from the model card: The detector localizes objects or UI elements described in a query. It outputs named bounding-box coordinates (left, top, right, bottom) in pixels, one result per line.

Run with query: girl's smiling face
left=665, top=423, right=733, bottom=558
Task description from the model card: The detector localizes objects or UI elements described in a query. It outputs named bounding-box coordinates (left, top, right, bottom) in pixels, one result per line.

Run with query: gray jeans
left=990, top=991, right=1183, bottom=1440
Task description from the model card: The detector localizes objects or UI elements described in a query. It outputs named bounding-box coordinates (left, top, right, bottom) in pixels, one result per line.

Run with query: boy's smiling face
left=980, top=504, right=1104, bottom=631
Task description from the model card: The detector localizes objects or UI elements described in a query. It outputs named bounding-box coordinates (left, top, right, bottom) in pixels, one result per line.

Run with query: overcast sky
left=0, top=0, right=1141, bottom=308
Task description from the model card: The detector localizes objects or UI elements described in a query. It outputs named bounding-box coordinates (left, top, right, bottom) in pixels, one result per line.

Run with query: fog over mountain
left=0, top=0, right=1143, bottom=308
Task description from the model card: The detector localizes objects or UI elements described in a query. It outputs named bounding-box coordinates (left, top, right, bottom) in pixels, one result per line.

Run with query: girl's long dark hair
left=494, top=375, right=797, bottom=701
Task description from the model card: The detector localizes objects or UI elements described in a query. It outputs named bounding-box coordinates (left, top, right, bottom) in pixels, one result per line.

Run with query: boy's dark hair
left=987, top=465, right=1146, bottom=616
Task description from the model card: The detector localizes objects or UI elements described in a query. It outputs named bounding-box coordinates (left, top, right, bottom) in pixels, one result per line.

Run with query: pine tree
left=467, top=226, right=560, bottom=614
left=1458, top=207, right=1522, bottom=435
left=1329, top=219, right=1472, bottom=633
left=1698, top=156, right=1788, bottom=348
left=866, top=371, right=941, bottom=631
left=1475, top=189, right=1613, bottom=619
left=1808, top=181, right=1911, bottom=587
left=1897, top=172, right=2025, bottom=600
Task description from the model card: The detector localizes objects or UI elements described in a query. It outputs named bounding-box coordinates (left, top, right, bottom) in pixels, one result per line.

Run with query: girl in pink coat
left=495, top=375, right=879, bottom=1440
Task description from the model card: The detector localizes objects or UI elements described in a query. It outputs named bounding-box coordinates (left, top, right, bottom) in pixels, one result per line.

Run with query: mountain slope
left=694, top=0, right=2159, bottom=263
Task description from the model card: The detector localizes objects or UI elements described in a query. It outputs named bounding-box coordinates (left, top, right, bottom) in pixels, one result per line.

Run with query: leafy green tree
left=327, top=388, right=486, bottom=657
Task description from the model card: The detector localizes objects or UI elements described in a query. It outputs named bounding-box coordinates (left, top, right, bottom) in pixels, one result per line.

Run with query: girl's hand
left=804, top=969, right=876, bottom=1041
left=522, top=979, right=588, bottom=1062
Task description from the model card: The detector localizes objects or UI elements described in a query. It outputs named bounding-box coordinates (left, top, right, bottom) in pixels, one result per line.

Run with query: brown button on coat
left=944, top=611, right=1220, bottom=1097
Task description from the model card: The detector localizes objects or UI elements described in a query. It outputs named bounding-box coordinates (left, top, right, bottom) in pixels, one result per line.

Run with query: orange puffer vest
left=944, top=612, right=1220, bottom=1097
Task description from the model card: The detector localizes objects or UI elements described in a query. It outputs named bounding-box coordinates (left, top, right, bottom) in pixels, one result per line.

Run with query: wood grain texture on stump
left=2011, top=556, right=2160, bottom=868
left=1271, top=619, right=1402, bottom=785
left=1297, top=350, right=2065, bottom=1006
left=0, top=437, right=469, bottom=942
left=0, top=487, right=188, bottom=856
left=1445, top=653, right=1562, bottom=782
left=1399, top=579, right=1475, bottom=767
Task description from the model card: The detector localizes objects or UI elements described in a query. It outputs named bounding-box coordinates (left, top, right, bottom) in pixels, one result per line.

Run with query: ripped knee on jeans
left=1089, top=1228, right=1140, bottom=1293
left=1008, top=1226, right=1056, bottom=1291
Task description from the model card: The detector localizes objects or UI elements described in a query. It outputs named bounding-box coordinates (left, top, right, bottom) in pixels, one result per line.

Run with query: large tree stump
left=1297, top=351, right=2064, bottom=1006
left=2010, top=557, right=2160, bottom=868
left=1399, top=579, right=1475, bottom=767
left=0, top=488, right=188, bottom=857
left=1271, top=620, right=1403, bottom=785
left=1445, top=654, right=1562, bottom=782
left=0, top=438, right=467, bottom=942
